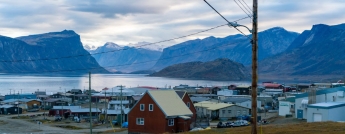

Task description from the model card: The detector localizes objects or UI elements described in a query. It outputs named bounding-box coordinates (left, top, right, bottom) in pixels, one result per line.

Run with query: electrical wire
left=13, top=38, right=250, bottom=73
left=237, top=0, right=252, bottom=15
left=240, top=0, right=253, bottom=12
left=203, top=0, right=251, bottom=40
left=234, top=0, right=252, bottom=19
left=0, top=16, right=250, bottom=63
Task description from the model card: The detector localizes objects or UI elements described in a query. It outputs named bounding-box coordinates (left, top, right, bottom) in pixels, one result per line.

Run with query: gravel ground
left=0, top=112, right=123, bottom=134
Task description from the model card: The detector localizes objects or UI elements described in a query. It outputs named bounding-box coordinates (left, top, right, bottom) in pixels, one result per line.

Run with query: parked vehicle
left=54, top=115, right=62, bottom=121
left=217, top=121, right=234, bottom=128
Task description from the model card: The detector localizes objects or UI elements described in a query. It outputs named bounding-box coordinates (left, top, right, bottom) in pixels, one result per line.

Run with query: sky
left=0, top=0, right=345, bottom=48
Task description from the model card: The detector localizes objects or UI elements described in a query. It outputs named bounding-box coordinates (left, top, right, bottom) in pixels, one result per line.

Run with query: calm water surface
left=0, top=74, right=249, bottom=95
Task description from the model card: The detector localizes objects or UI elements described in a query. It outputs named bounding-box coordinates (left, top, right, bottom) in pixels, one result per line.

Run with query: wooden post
left=251, top=0, right=258, bottom=134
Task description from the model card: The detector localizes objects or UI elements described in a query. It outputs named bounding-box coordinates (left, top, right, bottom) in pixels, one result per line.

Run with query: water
left=0, top=74, right=250, bottom=95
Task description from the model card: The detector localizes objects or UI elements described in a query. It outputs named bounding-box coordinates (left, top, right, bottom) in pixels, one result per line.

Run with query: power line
left=0, top=16, right=250, bottom=63
left=203, top=0, right=251, bottom=39
left=236, top=0, right=253, bottom=16
left=240, top=0, right=253, bottom=12
left=11, top=38, right=250, bottom=73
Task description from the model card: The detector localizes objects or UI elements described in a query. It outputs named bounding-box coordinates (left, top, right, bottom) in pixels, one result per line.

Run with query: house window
left=140, top=104, right=145, bottom=111
left=228, top=110, right=231, bottom=113
left=242, top=110, right=247, bottom=115
left=187, top=102, right=190, bottom=108
left=168, top=119, right=174, bottom=126
left=149, top=104, right=153, bottom=111
left=136, top=118, right=144, bottom=125
left=222, top=110, right=225, bottom=114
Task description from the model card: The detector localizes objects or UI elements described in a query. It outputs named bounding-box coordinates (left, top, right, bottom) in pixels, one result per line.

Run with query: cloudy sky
left=0, top=0, right=345, bottom=48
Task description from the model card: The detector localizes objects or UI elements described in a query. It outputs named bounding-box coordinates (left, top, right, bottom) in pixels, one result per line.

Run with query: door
left=313, top=113, right=322, bottom=122
left=297, top=109, right=303, bottom=119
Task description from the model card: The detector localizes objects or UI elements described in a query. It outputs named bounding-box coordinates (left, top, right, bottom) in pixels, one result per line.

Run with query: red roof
left=263, top=83, right=282, bottom=88
left=102, top=87, right=109, bottom=90
left=138, top=86, right=159, bottom=90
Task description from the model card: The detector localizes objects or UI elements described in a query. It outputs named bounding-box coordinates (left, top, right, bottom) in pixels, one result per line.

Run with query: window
left=228, top=110, right=231, bottom=113
left=237, top=110, right=240, bottom=115
left=140, top=104, right=145, bottom=111
left=149, top=104, right=153, bottom=111
left=222, top=110, right=225, bottom=114
left=242, top=110, right=247, bottom=115
left=168, top=119, right=174, bottom=126
left=187, top=102, right=190, bottom=108
left=136, top=118, right=144, bottom=125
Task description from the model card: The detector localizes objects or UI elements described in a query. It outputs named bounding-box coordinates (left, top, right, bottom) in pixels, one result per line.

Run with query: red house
left=128, top=90, right=194, bottom=133
left=175, top=90, right=197, bottom=124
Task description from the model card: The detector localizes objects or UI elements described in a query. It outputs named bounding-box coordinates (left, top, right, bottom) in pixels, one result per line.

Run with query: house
left=307, top=102, right=345, bottom=122
left=295, top=86, right=345, bottom=119
left=222, top=97, right=261, bottom=111
left=129, top=95, right=142, bottom=108
left=69, top=108, right=101, bottom=119
left=43, top=99, right=69, bottom=110
left=70, top=89, right=83, bottom=94
left=91, top=87, right=135, bottom=102
left=50, top=93, right=64, bottom=98
left=128, top=90, right=194, bottom=133
left=20, top=99, right=42, bottom=110
left=107, top=108, right=131, bottom=124
left=48, top=106, right=81, bottom=117
left=175, top=91, right=197, bottom=124
left=73, top=94, right=89, bottom=102
left=0, top=105, right=22, bottom=115
left=235, top=85, right=251, bottom=95
left=194, top=101, right=250, bottom=119
left=4, top=94, right=37, bottom=100
left=278, top=97, right=295, bottom=116
left=263, top=83, right=283, bottom=89
left=37, top=95, right=50, bottom=100
left=108, top=100, right=130, bottom=110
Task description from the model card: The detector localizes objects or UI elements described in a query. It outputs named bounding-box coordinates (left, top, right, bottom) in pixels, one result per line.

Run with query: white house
left=221, top=97, right=261, bottom=109
left=278, top=97, right=295, bottom=116
left=194, top=101, right=250, bottom=119
left=307, top=102, right=345, bottom=122
left=295, top=86, right=345, bottom=119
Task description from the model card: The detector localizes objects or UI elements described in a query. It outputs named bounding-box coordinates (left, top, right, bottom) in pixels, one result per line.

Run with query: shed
left=0, top=105, right=22, bottom=115
left=307, top=102, right=345, bottom=122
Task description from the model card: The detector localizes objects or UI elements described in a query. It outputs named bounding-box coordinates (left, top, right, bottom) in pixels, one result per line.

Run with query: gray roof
left=189, top=94, right=218, bottom=97
left=147, top=90, right=193, bottom=117
left=222, top=98, right=251, bottom=103
left=190, top=97, right=211, bottom=102
left=108, top=100, right=130, bottom=104
left=175, top=90, right=186, bottom=99
left=1, top=99, right=42, bottom=103
left=295, top=86, right=345, bottom=99
left=308, top=102, right=345, bottom=109
left=70, top=108, right=100, bottom=113
left=52, top=106, right=81, bottom=110
left=0, top=104, right=15, bottom=108
left=107, top=109, right=130, bottom=115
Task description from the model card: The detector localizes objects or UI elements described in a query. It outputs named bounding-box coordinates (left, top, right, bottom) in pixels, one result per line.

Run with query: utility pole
left=88, top=71, right=93, bottom=134
left=17, top=91, right=19, bottom=117
left=251, top=0, right=258, bottom=134
left=44, top=89, right=46, bottom=119
left=104, top=89, right=108, bottom=124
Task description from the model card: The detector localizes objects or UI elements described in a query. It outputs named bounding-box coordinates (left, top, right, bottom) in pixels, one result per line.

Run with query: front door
left=297, top=109, right=303, bottom=119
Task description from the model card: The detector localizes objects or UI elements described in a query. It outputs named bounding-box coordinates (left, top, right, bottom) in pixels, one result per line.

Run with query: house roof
left=132, top=95, right=142, bottom=101
left=52, top=106, right=81, bottom=110
left=194, top=101, right=235, bottom=110
left=189, top=94, right=218, bottom=97
left=107, top=109, right=130, bottom=115
left=295, top=86, right=345, bottom=99
left=190, top=97, right=211, bottom=102
left=308, top=102, right=345, bottom=109
left=222, top=97, right=251, bottom=103
left=147, top=90, right=193, bottom=117
left=1, top=99, right=42, bottom=103
left=44, top=99, right=66, bottom=102
left=108, top=100, right=130, bottom=104
left=263, top=83, right=282, bottom=88
left=279, top=97, right=295, bottom=103
left=70, top=108, right=100, bottom=113
left=175, top=90, right=186, bottom=99
left=0, top=104, right=15, bottom=108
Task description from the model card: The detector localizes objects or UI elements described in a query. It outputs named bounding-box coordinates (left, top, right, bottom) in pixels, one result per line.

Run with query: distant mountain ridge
left=150, top=58, right=250, bottom=81
left=259, top=23, right=345, bottom=79
left=0, top=30, right=108, bottom=74
left=151, top=27, right=299, bottom=71
left=89, top=42, right=162, bottom=72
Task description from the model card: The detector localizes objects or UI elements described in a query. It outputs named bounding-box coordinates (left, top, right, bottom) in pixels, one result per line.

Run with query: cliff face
left=150, top=58, right=250, bottom=81
left=0, top=30, right=108, bottom=74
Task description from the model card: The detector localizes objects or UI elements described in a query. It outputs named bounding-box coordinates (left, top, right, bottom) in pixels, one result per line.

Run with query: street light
left=228, top=22, right=252, bottom=33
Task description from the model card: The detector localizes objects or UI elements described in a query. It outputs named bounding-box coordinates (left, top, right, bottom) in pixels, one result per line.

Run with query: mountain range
left=0, top=30, right=108, bottom=74
left=88, top=42, right=162, bottom=72
left=259, top=23, right=345, bottom=81
left=151, top=27, right=300, bottom=71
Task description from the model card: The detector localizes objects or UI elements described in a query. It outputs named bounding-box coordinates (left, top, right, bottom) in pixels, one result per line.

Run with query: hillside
left=0, top=30, right=108, bottom=74
left=150, top=58, right=250, bottom=81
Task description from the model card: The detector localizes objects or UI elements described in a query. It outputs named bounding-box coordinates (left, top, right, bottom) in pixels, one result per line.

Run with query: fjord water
left=0, top=74, right=249, bottom=95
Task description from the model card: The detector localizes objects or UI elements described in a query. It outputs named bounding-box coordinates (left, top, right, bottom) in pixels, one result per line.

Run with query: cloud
left=0, top=0, right=345, bottom=48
